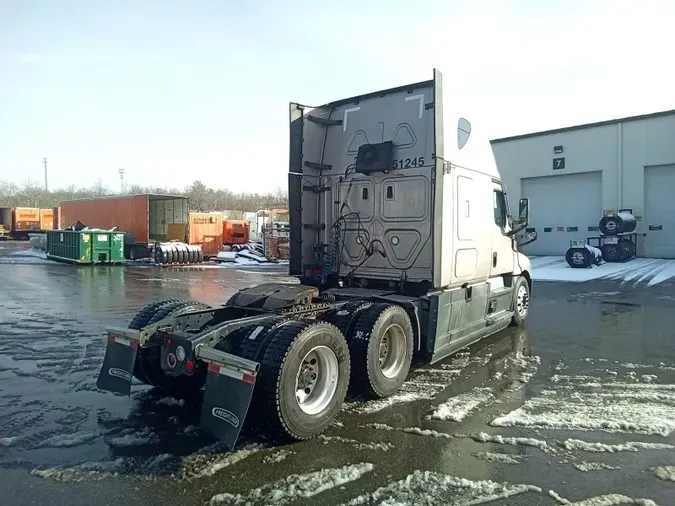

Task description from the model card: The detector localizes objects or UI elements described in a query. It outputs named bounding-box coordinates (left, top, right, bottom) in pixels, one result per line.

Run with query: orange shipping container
left=59, top=195, right=189, bottom=243
left=13, top=207, right=40, bottom=232
left=189, top=212, right=223, bottom=256
left=223, top=219, right=249, bottom=245
left=40, top=209, right=55, bottom=230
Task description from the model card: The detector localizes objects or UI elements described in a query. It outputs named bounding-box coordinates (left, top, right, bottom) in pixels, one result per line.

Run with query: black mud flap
left=96, top=338, right=139, bottom=396
left=200, top=364, right=256, bottom=449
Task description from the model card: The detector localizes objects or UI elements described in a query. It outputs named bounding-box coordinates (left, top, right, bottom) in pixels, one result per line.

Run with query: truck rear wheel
left=136, top=300, right=211, bottom=397
left=129, top=299, right=179, bottom=384
left=319, top=300, right=373, bottom=338
left=254, top=321, right=350, bottom=440
left=349, top=304, right=414, bottom=398
left=510, top=276, right=530, bottom=327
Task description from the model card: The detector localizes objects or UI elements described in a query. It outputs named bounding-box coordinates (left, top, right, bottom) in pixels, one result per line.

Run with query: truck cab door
left=491, top=185, right=515, bottom=276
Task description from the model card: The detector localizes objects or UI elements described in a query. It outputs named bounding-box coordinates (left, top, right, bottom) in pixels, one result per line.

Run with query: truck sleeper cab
left=96, top=69, right=535, bottom=449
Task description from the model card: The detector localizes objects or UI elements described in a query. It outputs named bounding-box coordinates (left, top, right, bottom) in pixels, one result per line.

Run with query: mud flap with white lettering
left=96, top=338, right=139, bottom=396
left=200, top=363, right=256, bottom=449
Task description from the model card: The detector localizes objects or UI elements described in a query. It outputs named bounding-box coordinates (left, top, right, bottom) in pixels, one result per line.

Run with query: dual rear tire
left=126, top=299, right=415, bottom=441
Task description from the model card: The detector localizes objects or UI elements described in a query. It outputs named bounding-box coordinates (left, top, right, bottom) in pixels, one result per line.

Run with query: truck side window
left=493, top=190, right=506, bottom=228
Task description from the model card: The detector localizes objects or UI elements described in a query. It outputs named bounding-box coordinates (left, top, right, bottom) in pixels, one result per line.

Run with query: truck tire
left=129, top=299, right=180, bottom=384
left=349, top=304, right=414, bottom=398
left=319, top=300, right=373, bottom=338
left=510, top=276, right=530, bottom=327
left=253, top=321, right=350, bottom=440
left=135, top=300, right=211, bottom=396
left=234, top=317, right=288, bottom=361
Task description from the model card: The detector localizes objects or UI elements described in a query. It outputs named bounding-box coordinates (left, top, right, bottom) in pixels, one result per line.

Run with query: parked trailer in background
left=59, top=194, right=190, bottom=260
left=40, top=208, right=55, bottom=231
left=0, top=208, right=10, bottom=240
left=12, top=207, right=41, bottom=238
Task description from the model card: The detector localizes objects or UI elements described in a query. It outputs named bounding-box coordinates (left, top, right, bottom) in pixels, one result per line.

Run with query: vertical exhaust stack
left=289, top=70, right=446, bottom=290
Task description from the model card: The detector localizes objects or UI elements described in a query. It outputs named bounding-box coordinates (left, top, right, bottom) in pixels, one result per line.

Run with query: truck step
left=486, top=310, right=514, bottom=326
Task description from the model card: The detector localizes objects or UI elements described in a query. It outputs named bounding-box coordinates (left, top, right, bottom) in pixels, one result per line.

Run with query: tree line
left=0, top=179, right=288, bottom=213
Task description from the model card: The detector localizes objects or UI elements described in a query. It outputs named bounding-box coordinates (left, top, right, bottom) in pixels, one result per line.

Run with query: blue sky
left=1, top=0, right=673, bottom=193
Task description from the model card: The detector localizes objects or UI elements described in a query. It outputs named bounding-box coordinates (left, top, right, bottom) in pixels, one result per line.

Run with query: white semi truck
left=96, top=69, right=536, bottom=448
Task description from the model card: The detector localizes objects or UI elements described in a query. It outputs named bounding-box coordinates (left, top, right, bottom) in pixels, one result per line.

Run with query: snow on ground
left=650, top=466, right=675, bottom=482
left=209, top=463, right=374, bottom=505
left=547, top=492, right=658, bottom=506
left=341, top=470, right=541, bottom=506
left=182, top=444, right=264, bottom=479
left=37, top=431, right=100, bottom=448
left=0, top=437, right=17, bottom=446
left=492, top=373, right=675, bottom=436
left=531, top=256, right=675, bottom=285
left=30, top=458, right=127, bottom=483
left=106, top=428, right=159, bottom=448
left=344, top=354, right=470, bottom=414
left=463, top=432, right=551, bottom=452
left=262, top=449, right=294, bottom=464
left=474, top=452, right=523, bottom=464
left=428, top=387, right=494, bottom=422
left=562, top=438, right=675, bottom=453
left=573, top=461, right=619, bottom=472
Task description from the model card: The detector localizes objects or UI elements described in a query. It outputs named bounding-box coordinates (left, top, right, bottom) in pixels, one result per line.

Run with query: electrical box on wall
left=554, top=145, right=564, bottom=154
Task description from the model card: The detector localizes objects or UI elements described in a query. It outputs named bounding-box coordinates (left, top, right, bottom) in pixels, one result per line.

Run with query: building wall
left=491, top=113, right=675, bottom=256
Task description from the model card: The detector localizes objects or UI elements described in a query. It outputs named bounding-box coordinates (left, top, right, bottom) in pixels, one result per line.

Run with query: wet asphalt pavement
left=1, top=241, right=675, bottom=506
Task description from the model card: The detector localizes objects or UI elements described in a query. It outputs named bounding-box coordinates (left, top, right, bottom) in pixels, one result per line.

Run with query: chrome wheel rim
left=379, top=324, right=407, bottom=379
left=516, top=285, right=529, bottom=317
left=295, top=345, right=339, bottom=415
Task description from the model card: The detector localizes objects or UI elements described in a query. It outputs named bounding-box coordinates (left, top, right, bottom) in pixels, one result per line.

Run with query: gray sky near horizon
left=1, top=0, right=673, bottom=193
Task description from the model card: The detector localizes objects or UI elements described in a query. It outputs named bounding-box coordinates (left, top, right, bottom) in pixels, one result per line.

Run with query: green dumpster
left=46, top=230, right=125, bottom=264
left=46, top=230, right=93, bottom=264
left=91, top=232, right=125, bottom=264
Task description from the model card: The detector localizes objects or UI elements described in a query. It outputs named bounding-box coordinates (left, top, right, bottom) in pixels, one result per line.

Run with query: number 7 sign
left=553, top=157, right=565, bottom=170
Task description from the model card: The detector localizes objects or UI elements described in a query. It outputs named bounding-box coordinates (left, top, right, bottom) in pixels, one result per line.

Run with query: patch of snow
left=107, top=428, right=159, bottom=448
left=641, top=374, right=658, bottom=383
left=532, top=256, right=675, bottom=285
left=549, top=489, right=571, bottom=504
left=30, top=458, right=126, bottom=483
left=650, top=465, right=675, bottom=482
left=562, top=438, right=675, bottom=453
left=647, top=261, right=675, bottom=286
left=156, top=396, right=185, bottom=407
left=318, top=435, right=360, bottom=445
left=364, top=423, right=453, bottom=440
left=182, top=444, right=264, bottom=480
left=355, top=442, right=395, bottom=451
left=210, top=463, right=374, bottom=505
left=402, top=427, right=453, bottom=439
left=331, top=420, right=344, bottom=428
left=474, top=452, right=522, bottom=464
left=466, top=432, right=551, bottom=452
left=428, top=387, right=494, bottom=422
left=565, top=494, right=657, bottom=506
left=263, top=449, right=293, bottom=464
left=573, top=461, right=619, bottom=472
left=38, top=431, right=100, bottom=448
left=341, top=470, right=541, bottom=506
left=492, top=375, right=675, bottom=436
left=0, top=437, right=17, bottom=446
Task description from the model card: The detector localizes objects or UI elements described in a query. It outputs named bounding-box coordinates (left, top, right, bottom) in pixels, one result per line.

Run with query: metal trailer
left=96, top=70, right=536, bottom=450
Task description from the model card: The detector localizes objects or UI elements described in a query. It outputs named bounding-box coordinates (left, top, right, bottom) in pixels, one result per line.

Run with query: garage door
left=644, top=165, right=675, bottom=258
left=521, top=172, right=602, bottom=256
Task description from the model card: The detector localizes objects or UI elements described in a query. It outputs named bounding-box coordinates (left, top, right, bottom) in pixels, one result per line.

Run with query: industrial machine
left=96, top=70, right=535, bottom=449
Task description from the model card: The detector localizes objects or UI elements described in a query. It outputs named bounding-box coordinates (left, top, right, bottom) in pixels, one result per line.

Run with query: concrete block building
left=491, top=110, right=675, bottom=258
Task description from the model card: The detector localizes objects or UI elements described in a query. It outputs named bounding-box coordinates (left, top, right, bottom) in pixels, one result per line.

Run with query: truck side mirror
left=458, top=118, right=471, bottom=150
left=518, top=198, right=530, bottom=225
